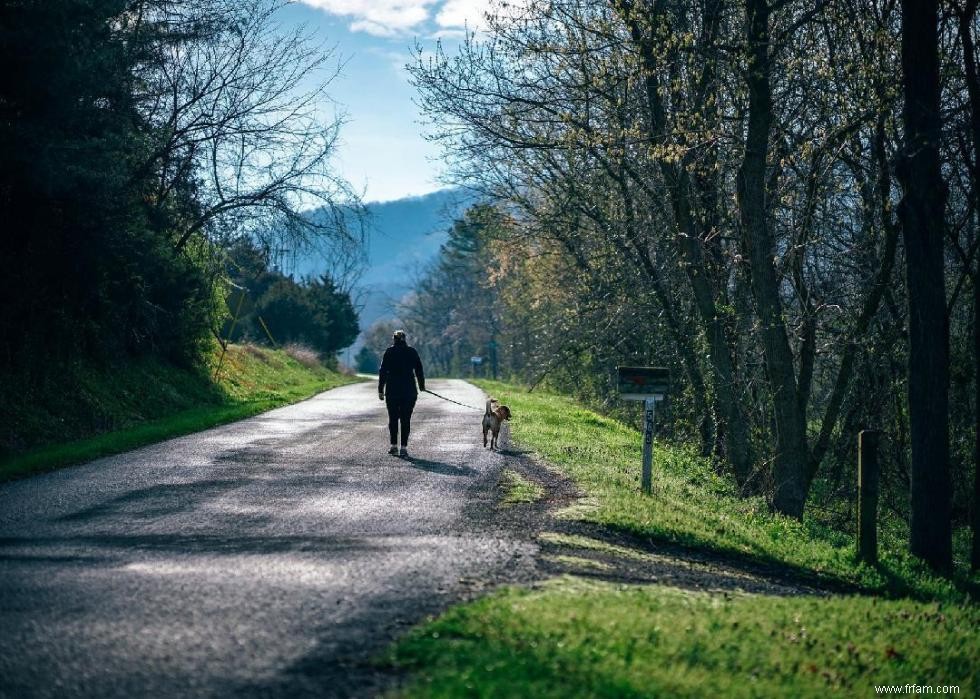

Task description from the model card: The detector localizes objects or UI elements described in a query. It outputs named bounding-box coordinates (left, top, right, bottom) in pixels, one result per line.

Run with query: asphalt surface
left=0, top=379, right=535, bottom=698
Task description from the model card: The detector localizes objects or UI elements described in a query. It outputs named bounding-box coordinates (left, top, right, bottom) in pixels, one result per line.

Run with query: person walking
left=378, top=330, right=425, bottom=456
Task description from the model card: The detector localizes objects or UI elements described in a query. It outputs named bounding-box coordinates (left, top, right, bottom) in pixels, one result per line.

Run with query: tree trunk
left=737, top=0, right=810, bottom=518
left=897, top=0, right=952, bottom=572
left=970, top=270, right=980, bottom=571
left=670, top=178, right=755, bottom=487
left=955, top=0, right=980, bottom=573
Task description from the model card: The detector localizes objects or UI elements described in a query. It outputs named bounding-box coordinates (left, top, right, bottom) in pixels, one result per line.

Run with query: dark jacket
left=378, top=343, right=425, bottom=399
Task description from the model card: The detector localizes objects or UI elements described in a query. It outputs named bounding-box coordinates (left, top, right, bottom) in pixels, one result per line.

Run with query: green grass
left=499, top=468, right=545, bottom=505
left=384, top=380, right=979, bottom=697
left=390, top=578, right=979, bottom=698
left=0, top=343, right=360, bottom=480
left=474, top=380, right=975, bottom=601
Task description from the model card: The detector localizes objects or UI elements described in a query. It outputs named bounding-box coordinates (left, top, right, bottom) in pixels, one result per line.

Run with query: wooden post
left=642, top=397, right=656, bottom=494
left=858, top=430, right=880, bottom=565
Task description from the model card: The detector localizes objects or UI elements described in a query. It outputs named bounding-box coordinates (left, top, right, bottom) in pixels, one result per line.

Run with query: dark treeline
left=223, top=241, right=358, bottom=358
left=398, top=206, right=506, bottom=378
left=0, top=1, right=360, bottom=376
left=404, top=0, right=979, bottom=573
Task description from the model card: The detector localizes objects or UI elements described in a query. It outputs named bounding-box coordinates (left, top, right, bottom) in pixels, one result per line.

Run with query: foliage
left=0, top=0, right=360, bottom=398
left=222, top=240, right=359, bottom=361
left=363, top=319, right=400, bottom=363
left=0, top=0, right=206, bottom=365
left=407, top=0, right=979, bottom=561
left=399, top=205, right=505, bottom=377
left=355, top=346, right=380, bottom=374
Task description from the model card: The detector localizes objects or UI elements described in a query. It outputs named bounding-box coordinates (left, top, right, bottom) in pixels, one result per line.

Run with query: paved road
left=0, top=380, right=534, bottom=698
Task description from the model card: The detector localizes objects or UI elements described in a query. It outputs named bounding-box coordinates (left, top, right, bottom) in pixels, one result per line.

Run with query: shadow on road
left=401, top=457, right=476, bottom=477
left=495, top=448, right=532, bottom=457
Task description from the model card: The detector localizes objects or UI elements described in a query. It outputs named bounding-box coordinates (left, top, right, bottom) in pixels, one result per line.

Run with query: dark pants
left=385, top=394, right=417, bottom=446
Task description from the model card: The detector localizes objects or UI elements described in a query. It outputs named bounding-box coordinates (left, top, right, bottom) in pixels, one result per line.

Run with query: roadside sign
left=470, top=356, right=483, bottom=365
left=617, top=366, right=670, bottom=400
left=617, top=367, right=671, bottom=495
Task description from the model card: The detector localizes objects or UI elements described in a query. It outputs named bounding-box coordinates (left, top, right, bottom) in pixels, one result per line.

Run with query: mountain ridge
left=291, top=187, right=474, bottom=354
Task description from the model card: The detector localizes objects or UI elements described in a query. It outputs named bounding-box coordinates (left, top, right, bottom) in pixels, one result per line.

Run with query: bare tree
left=127, top=0, right=362, bottom=259
left=408, top=0, right=976, bottom=548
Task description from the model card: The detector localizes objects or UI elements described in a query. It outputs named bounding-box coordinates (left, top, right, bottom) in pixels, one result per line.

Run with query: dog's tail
left=485, top=399, right=492, bottom=416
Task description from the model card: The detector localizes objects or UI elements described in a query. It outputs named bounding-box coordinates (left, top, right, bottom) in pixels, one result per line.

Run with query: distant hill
left=290, top=188, right=474, bottom=356
left=357, top=188, right=471, bottom=288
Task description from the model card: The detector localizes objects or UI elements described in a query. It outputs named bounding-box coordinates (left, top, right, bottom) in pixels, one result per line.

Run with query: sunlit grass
left=537, top=531, right=652, bottom=561
left=499, top=468, right=545, bottom=505
left=474, top=380, right=974, bottom=602
left=390, top=578, right=979, bottom=698
left=390, top=381, right=978, bottom=697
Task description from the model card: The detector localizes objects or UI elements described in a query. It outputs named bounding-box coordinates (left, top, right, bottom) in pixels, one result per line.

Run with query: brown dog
left=482, top=399, right=512, bottom=450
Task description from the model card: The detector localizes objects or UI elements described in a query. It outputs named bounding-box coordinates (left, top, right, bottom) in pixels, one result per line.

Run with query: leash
left=421, top=389, right=485, bottom=412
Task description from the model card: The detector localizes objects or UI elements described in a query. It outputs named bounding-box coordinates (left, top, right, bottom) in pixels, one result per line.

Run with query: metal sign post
left=617, top=367, right=670, bottom=495
left=642, top=397, right=656, bottom=494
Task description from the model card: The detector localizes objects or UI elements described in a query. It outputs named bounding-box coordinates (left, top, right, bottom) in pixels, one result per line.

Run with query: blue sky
left=277, top=1, right=497, bottom=203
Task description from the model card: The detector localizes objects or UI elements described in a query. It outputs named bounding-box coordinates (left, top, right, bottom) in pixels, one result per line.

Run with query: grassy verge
left=386, top=381, right=978, bottom=697
left=391, top=577, right=978, bottom=698
left=0, top=343, right=360, bottom=481
left=474, top=380, right=974, bottom=601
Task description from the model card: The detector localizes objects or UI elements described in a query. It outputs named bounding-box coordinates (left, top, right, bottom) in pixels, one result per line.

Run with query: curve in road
left=0, top=379, right=533, bottom=698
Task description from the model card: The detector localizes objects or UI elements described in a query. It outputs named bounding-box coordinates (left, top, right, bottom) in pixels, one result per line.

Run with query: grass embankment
left=389, top=381, right=979, bottom=697
left=479, top=382, right=975, bottom=599
left=0, top=343, right=359, bottom=481
left=393, top=579, right=977, bottom=698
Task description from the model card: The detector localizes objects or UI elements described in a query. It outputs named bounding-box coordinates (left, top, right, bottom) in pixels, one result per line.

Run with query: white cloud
left=297, top=0, right=435, bottom=35
left=295, top=0, right=529, bottom=36
left=434, top=0, right=491, bottom=29
left=430, top=28, right=468, bottom=40
left=349, top=19, right=399, bottom=37
left=435, top=0, right=529, bottom=33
